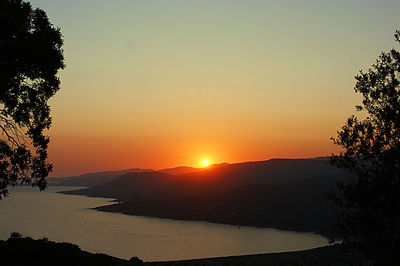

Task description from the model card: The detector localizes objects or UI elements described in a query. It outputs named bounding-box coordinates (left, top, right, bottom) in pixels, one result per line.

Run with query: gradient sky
left=29, top=0, right=400, bottom=176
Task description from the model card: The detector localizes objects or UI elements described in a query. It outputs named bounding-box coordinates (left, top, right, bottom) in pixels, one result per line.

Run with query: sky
left=29, top=0, right=400, bottom=176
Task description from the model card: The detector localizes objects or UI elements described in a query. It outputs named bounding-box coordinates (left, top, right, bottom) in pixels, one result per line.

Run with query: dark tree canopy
left=0, top=0, right=64, bottom=198
left=331, top=30, right=400, bottom=265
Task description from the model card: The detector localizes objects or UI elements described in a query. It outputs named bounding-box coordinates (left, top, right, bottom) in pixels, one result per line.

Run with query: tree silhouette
left=0, top=0, right=64, bottom=198
left=330, top=30, right=400, bottom=265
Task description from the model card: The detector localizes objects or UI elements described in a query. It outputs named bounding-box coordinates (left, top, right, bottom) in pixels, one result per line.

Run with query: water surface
left=0, top=186, right=329, bottom=261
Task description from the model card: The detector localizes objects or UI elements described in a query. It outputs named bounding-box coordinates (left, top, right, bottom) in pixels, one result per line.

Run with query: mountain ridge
left=63, top=158, right=352, bottom=237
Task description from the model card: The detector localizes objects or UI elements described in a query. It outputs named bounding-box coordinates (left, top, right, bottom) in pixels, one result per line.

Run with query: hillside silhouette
left=48, top=168, right=154, bottom=187
left=63, top=158, right=351, bottom=237
left=1, top=234, right=369, bottom=266
left=0, top=235, right=136, bottom=266
left=49, top=166, right=201, bottom=187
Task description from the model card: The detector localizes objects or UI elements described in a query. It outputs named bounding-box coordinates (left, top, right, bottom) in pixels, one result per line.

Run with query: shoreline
left=92, top=202, right=339, bottom=240
left=60, top=186, right=338, bottom=240
left=147, top=244, right=368, bottom=266
left=1, top=236, right=369, bottom=266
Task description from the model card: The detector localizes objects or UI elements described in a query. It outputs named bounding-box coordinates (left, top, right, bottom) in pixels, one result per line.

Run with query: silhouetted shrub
left=9, top=232, right=22, bottom=239
left=129, top=256, right=144, bottom=265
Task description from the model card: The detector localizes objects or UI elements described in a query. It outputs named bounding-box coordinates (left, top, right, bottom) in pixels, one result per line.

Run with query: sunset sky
left=30, top=0, right=400, bottom=176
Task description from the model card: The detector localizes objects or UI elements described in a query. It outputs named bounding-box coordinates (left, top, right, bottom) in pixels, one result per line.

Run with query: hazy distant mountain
left=64, top=158, right=353, bottom=237
left=67, top=158, right=344, bottom=200
left=158, top=166, right=201, bottom=175
left=48, top=168, right=154, bottom=187
left=49, top=165, right=207, bottom=187
left=158, top=163, right=229, bottom=175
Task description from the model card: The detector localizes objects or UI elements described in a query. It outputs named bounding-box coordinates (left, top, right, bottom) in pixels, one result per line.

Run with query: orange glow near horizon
left=47, top=133, right=341, bottom=177
left=38, top=0, right=399, bottom=177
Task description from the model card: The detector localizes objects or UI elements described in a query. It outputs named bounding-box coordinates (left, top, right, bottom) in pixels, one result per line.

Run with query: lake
left=0, top=186, right=329, bottom=261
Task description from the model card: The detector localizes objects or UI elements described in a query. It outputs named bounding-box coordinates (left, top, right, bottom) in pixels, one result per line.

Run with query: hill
left=49, top=166, right=202, bottom=187
left=158, top=166, right=201, bottom=175
left=64, top=158, right=353, bottom=237
left=0, top=234, right=138, bottom=266
left=48, top=168, right=154, bottom=187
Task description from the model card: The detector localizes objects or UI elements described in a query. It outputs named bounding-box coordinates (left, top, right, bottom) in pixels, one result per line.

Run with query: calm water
left=0, top=186, right=329, bottom=261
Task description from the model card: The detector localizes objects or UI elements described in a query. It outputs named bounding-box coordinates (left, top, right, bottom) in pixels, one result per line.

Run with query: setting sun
left=201, top=159, right=210, bottom=167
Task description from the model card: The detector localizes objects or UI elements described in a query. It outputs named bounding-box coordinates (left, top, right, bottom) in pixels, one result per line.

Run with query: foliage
left=0, top=0, right=64, bottom=198
left=129, top=257, right=144, bottom=265
left=330, top=30, right=400, bottom=265
left=9, top=231, right=22, bottom=239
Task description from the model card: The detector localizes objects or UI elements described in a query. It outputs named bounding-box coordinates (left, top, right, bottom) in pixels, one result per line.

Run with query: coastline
left=148, top=244, right=369, bottom=266
left=1, top=237, right=369, bottom=266
left=92, top=201, right=339, bottom=240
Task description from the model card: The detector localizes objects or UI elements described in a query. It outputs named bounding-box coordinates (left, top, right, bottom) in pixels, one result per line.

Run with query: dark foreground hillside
left=0, top=235, right=371, bottom=266
left=0, top=235, right=138, bottom=266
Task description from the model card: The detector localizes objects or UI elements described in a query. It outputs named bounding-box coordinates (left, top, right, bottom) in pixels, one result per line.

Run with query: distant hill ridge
left=48, top=168, right=154, bottom=187
left=65, top=158, right=344, bottom=201
left=49, top=165, right=204, bottom=187
left=63, top=158, right=352, bottom=237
